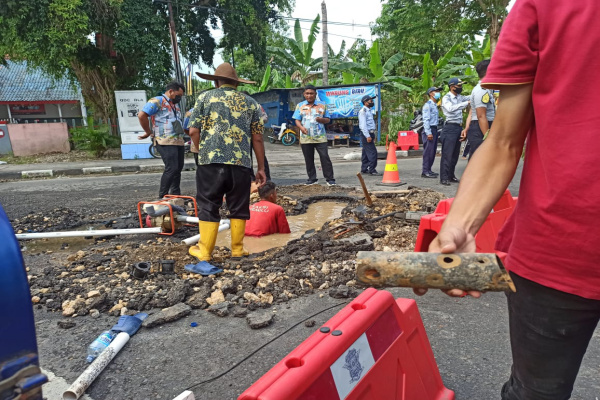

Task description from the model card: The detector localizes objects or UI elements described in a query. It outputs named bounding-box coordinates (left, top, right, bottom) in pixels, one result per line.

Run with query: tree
left=0, top=0, right=291, bottom=121
left=223, top=20, right=295, bottom=83
left=268, top=15, right=324, bottom=86
left=373, top=0, right=486, bottom=71
left=475, top=0, right=510, bottom=53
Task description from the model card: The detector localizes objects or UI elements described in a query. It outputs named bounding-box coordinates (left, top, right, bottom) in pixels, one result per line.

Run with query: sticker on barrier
left=239, top=288, right=454, bottom=400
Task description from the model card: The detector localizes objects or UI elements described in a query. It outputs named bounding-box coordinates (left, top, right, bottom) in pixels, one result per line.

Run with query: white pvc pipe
left=176, top=215, right=199, bottom=223
left=63, top=332, right=130, bottom=400
left=16, top=227, right=162, bottom=240
left=182, top=223, right=230, bottom=245
left=176, top=216, right=230, bottom=225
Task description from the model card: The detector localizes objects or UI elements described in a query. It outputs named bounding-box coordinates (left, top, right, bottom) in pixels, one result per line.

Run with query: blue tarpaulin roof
left=0, top=61, right=81, bottom=103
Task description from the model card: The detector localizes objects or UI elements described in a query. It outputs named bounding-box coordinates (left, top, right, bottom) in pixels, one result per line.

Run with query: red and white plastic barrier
left=239, top=288, right=454, bottom=400
left=396, top=131, right=420, bottom=151
left=415, top=189, right=517, bottom=255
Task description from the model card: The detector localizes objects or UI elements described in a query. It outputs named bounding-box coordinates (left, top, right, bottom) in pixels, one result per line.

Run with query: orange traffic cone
left=378, top=142, right=406, bottom=186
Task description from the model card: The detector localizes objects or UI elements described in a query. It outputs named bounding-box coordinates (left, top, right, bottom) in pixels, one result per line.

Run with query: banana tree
left=329, top=39, right=405, bottom=85
left=268, top=15, right=322, bottom=86
left=406, top=43, right=469, bottom=94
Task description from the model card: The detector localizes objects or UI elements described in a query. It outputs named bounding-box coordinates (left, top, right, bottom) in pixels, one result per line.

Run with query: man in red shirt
left=417, top=0, right=600, bottom=398
left=245, top=182, right=291, bottom=237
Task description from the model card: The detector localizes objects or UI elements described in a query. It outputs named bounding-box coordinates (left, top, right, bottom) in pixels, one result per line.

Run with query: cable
left=152, top=0, right=372, bottom=27
left=184, top=301, right=348, bottom=391
left=294, top=26, right=374, bottom=42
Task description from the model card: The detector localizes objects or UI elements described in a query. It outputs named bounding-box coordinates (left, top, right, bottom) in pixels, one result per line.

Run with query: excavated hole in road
left=19, top=186, right=446, bottom=320
left=215, top=200, right=348, bottom=254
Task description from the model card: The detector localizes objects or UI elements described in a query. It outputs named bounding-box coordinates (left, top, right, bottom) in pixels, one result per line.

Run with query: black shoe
left=430, top=171, right=439, bottom=176
left=304, top=180, right=318, bottom=186
left=360, top=170, right=369, bottom=174
left=368, top=170, right=382, bottom=176
left=440, top=180, right=451, bottom=186
left=421, top=173, right=436, bottom=178
left=451, top=177, right=460, bottom=183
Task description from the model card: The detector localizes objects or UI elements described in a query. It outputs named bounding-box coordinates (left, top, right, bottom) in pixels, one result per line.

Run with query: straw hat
left=195, top=62, right=256, bottom=84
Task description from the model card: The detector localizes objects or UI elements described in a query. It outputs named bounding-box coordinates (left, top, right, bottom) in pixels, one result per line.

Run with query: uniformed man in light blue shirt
left=440, top=77, right=470, bottom=185
left=358, top=95, right=379, bottom=175
left=421, top=87, right=441, bottom=178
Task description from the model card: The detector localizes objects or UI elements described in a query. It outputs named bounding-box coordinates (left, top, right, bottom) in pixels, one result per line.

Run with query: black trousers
left=156, top=144, right=184, bottom=198
left=360, top=131, right=378, bottom=173
left=195, top=164, right=251, bottom=222
left=462, top=141, right=471, bottom=158
left=502, top=272, right=600, bottom=400
left=439, top=123, right=461, bottom=181
left=301, top=142, right=335, bottom=182
left=421, top=125, right=438, bottom=174
left=467, top=120, right=493, bottom=160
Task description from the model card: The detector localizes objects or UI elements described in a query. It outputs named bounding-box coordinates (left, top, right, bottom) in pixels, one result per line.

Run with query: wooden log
left=356, top=172, right=373, bottom=206
left=356, top=252, right=516, bottom=292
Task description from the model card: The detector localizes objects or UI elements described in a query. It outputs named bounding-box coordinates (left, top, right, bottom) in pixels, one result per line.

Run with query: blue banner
left=316, top=86, right=379, bottom=119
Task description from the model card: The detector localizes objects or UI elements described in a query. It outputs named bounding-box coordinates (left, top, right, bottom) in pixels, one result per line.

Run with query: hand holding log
left=356, top=252, right=516, bottom=293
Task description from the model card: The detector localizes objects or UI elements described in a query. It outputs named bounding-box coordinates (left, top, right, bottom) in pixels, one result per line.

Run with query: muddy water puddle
left=216, top=201, right=347, bottom=254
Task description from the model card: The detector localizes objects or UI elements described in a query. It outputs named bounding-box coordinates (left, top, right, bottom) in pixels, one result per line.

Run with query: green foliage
left=0, top=0, right=292, bottom=119
left=70, top=125, right=121, bottom=157
left=330, top=39, right=404, bottom=84
left=268, top=15, right=323, bottom=86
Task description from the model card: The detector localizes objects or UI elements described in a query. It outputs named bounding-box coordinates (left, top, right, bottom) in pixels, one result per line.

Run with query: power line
left=153, top=0, right=372, bottom=27
left=294, top=25, right=373, bottom=42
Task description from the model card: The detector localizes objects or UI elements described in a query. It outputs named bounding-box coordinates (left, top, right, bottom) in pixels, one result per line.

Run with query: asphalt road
left=2, top=157, right=599, bottom=400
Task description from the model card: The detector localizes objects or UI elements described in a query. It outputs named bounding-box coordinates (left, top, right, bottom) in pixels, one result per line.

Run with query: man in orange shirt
left=245, top=182, right=291, bottom=237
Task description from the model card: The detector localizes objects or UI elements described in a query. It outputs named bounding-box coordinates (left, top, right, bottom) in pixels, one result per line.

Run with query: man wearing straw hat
left=187, top=63, right=266, bottom=262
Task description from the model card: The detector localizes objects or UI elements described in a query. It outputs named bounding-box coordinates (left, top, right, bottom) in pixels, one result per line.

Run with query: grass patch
left=0, top=153, right=39, bottom=164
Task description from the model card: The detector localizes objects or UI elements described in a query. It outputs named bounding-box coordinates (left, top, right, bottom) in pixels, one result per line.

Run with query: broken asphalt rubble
left=19, top=185, right=445, bottom=329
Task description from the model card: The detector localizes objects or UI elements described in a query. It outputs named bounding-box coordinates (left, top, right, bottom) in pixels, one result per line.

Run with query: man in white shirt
left=440, top=77, right=470, bottom=186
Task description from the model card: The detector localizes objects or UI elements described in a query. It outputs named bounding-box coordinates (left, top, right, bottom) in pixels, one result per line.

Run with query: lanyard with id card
left=162, top=96, right=184, bottom=135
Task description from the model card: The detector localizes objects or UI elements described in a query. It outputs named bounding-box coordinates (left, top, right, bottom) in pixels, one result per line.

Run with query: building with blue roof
left=0, top=60, right=87, bottom=126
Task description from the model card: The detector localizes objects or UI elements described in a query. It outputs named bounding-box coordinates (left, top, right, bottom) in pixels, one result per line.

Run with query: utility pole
left=167, top=0, right=184, bottom=85
left=321, top=1, right=328, bottom=86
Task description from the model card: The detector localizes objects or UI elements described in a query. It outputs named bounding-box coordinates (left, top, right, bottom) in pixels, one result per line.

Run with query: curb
left=0, top=161, right=201, bottom=181
left=0, top=157, right=392, bottom=181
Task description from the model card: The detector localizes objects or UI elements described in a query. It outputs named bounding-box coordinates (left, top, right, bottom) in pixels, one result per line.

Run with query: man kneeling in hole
left=245, top=182, right=291, bottom=237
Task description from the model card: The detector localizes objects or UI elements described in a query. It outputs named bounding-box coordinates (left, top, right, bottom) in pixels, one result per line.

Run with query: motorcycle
left=149, top=134, right=192, bottom=158
left=409, top=110, right=424, bottom=134
left=410, top=110, right=444, bottom=143
left=268, top=120, right=298, bottom=146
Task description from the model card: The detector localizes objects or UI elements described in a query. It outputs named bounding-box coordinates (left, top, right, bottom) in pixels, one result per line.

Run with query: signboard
left=316, top=85, right=379, bottom=119
left=115, top=90, right=150, bottom=144
left=0, top=124, right=12, bottom=155
left=10, top=104, right=46, bottom=115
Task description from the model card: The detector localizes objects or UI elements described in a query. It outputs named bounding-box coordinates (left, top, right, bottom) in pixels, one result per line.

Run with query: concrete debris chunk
left=142, top=303, right=191, bottom=328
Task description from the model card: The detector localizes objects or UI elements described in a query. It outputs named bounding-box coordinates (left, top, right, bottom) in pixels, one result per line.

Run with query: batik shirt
left=292, top=100, right=330, bottom=144
left=189, top=85, right=263, bottom=169
left=142, top=96, right=184, bottom=146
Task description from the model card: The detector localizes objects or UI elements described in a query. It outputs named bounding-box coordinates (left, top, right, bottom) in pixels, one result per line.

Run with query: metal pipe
left=16, top=227, right=162, bottom=240
left=63, top=332, right=130, bottom=400
left=356, top=252, right=516, bottom=293
left=182, top=223, right=230, bottom=245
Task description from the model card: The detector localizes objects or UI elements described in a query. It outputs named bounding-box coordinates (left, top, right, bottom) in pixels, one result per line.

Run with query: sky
left=196, top=0, right=517, bottom=74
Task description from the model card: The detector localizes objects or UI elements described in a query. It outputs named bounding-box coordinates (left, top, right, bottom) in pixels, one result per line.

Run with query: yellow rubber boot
left=188, top=221, right=220, bottom=261
left=230, top=218, right=249, bottom=259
